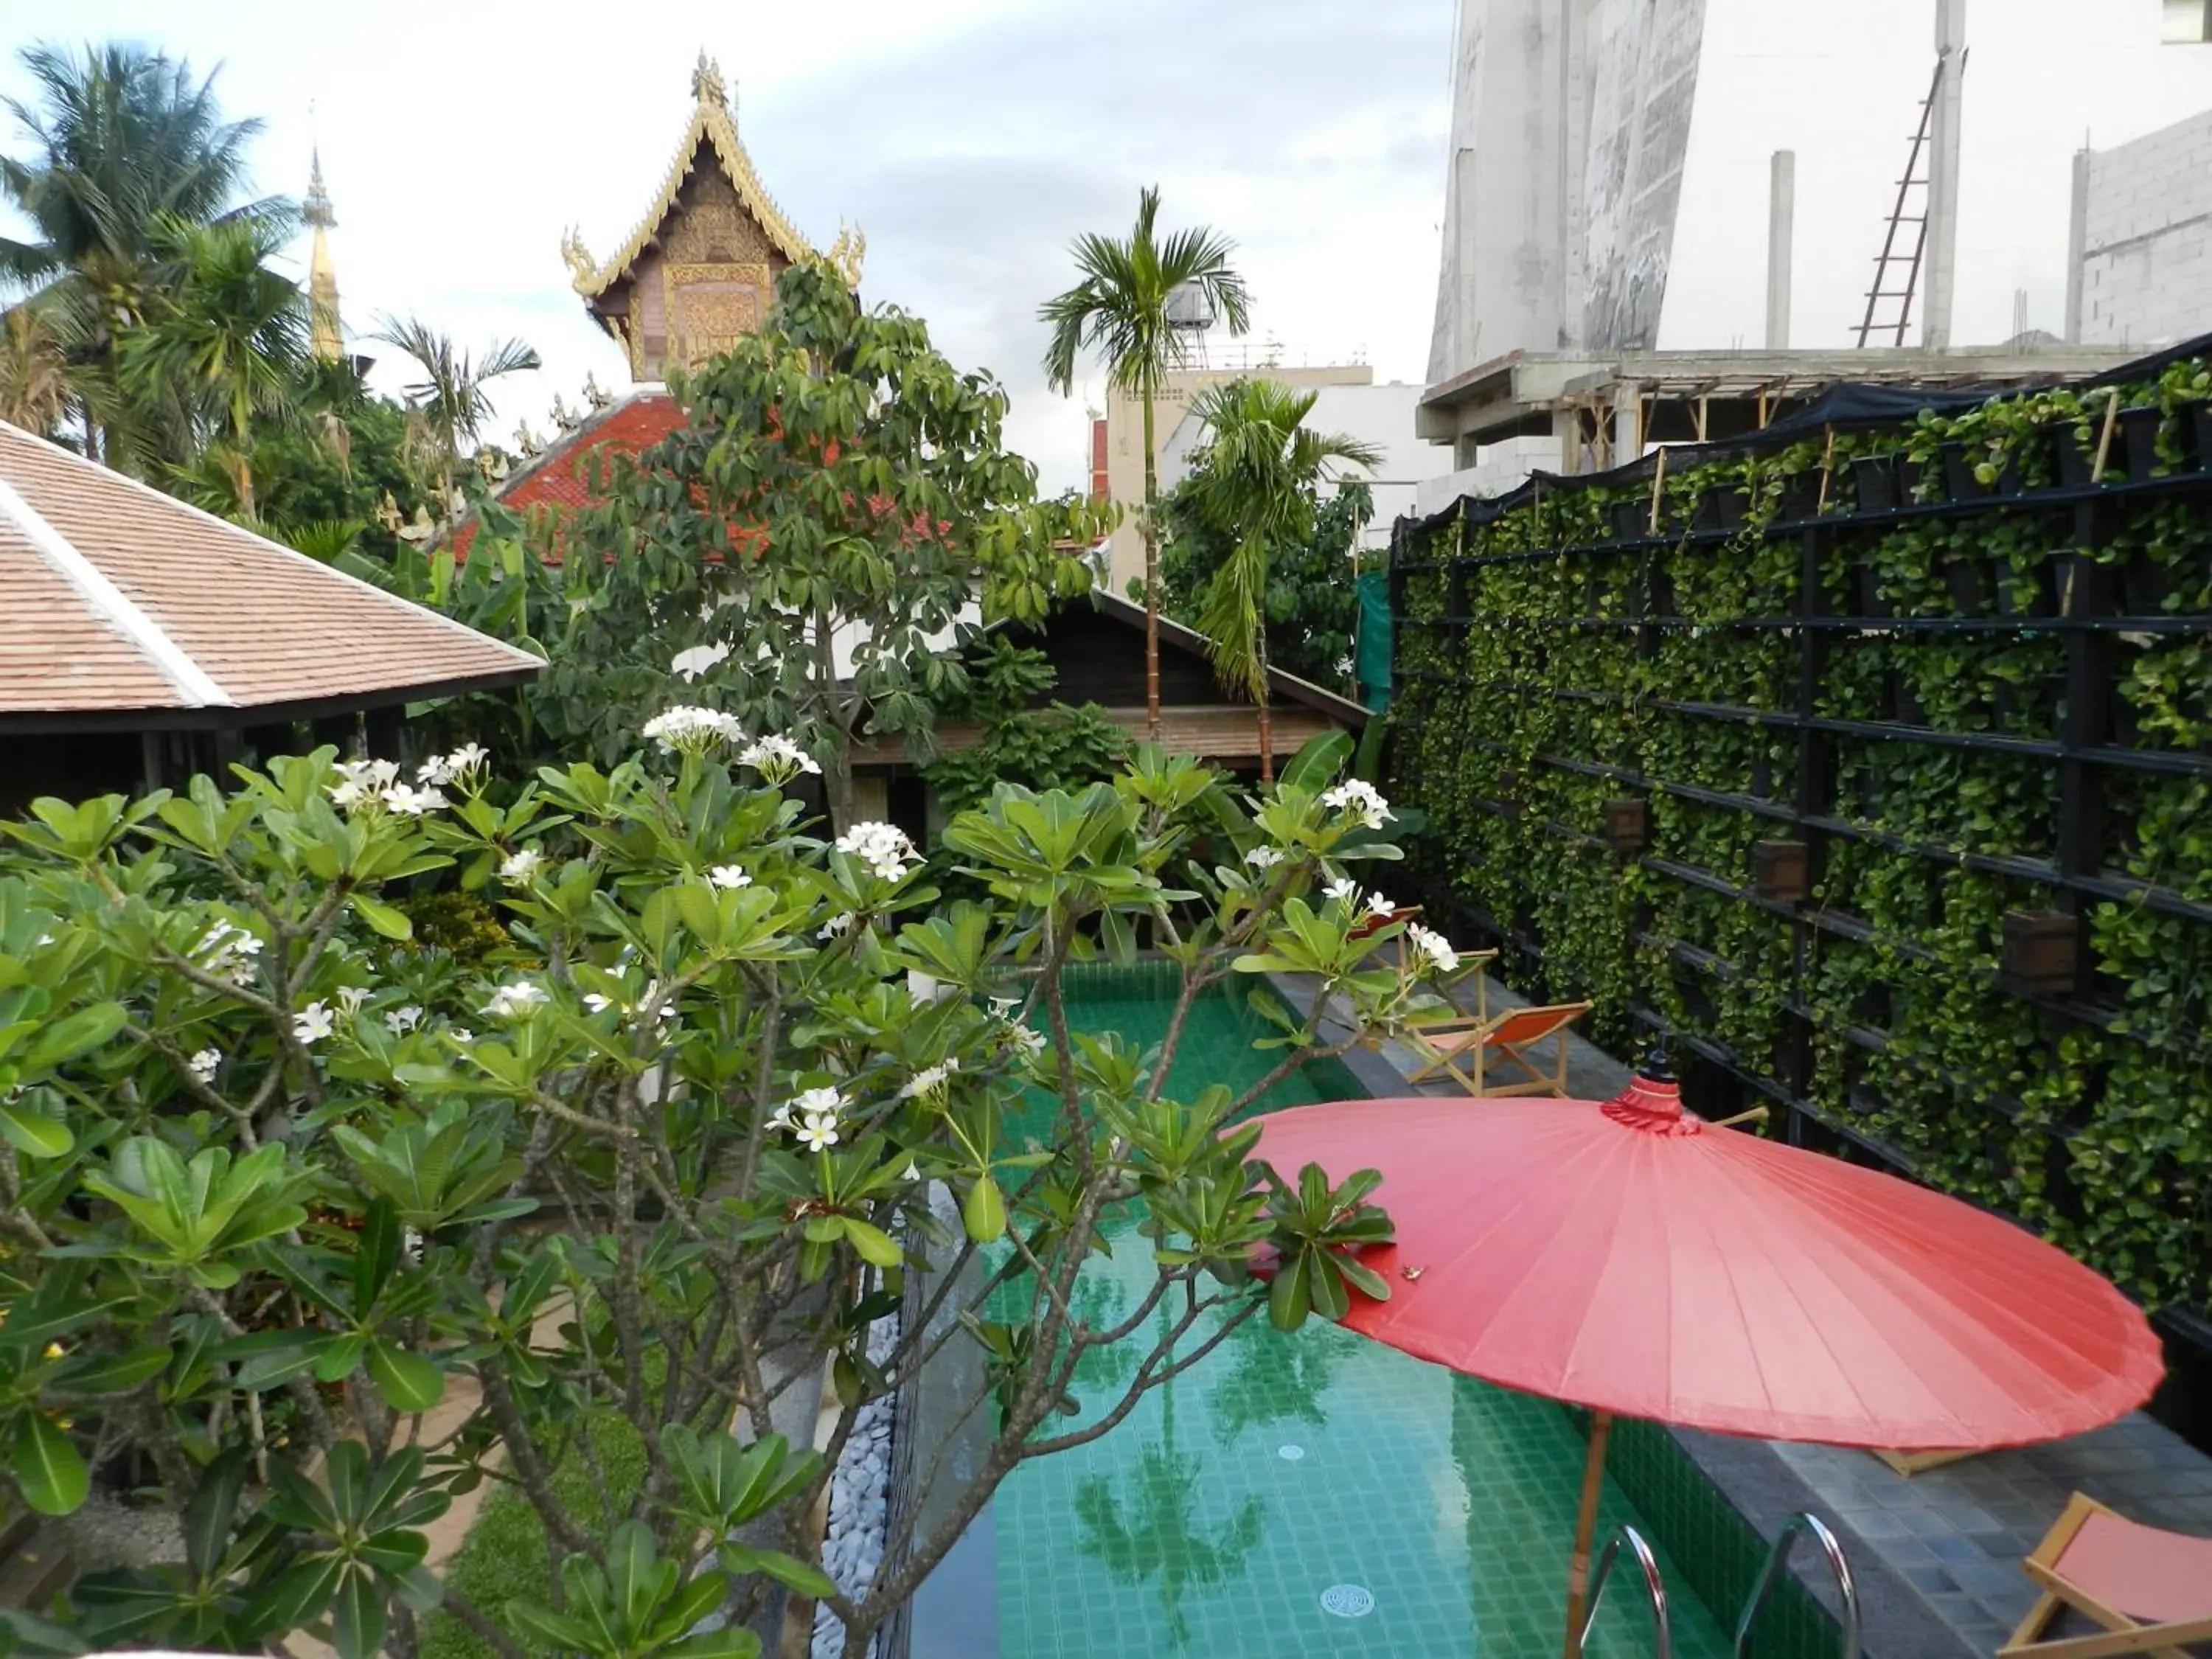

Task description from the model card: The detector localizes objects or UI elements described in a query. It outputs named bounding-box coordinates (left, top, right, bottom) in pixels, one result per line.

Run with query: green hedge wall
left=1390, top=359, right=2212, bottom=1316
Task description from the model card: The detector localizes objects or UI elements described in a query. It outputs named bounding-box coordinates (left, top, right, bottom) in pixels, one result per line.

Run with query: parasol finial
left=1635, top=1044, right=1675, bottom=1083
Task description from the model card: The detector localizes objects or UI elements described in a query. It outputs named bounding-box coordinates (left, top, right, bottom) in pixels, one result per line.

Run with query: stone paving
left=1284, top=962, right=2212, bottom=1658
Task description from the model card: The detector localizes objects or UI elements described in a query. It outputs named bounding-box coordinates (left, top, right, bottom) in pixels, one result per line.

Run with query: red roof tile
left=451, top=390, right=685, bottom=559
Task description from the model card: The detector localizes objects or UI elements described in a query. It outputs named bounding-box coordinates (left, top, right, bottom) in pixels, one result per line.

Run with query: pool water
left=992, top=967, right=1734, bottom=1658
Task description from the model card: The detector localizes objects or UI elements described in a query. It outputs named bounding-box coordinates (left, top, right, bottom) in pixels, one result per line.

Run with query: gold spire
left=305, top=145, right=342, bottom=361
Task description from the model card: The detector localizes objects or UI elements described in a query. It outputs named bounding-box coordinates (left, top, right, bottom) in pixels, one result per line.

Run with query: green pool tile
left=991, top=970, right=1740, bottom=1658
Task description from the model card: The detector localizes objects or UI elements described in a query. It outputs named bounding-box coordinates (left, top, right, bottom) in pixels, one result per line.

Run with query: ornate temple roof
left=561, top=54, right=814, bottom=299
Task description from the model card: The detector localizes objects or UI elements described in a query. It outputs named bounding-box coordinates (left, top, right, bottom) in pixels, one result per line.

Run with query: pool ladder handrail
left=1733, top=1510, right=1860, bottom=1659
left=1578, top=1523, right=1673, bottom=1659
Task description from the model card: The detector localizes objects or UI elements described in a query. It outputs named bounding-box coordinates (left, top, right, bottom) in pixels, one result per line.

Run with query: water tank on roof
left=1165, top=281, right=1216, bottom=333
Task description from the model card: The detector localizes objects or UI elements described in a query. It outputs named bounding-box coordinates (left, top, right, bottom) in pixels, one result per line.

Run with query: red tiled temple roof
left=451, top=390, right=686, bottom=560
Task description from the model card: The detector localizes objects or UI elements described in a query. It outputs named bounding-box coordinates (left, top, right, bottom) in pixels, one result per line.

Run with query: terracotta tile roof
left=0, top=421, right=543, bottom=720
left=451, top=389, right=685, bottom=560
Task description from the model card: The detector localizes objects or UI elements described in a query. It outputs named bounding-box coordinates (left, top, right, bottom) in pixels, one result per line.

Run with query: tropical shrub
left=0, top=726, right=1447, bottom=1659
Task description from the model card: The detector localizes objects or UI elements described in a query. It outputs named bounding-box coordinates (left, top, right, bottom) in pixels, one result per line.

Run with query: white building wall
left=2075, top=107, right=2212, bottom=347
left=1157, top=381, right=1449, bottom=552
left=1427, top=0, right=1707, bottom=384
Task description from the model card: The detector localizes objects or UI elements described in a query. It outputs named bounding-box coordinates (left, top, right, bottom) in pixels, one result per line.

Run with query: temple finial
left=304, top=144, right=335, bottom=230
left=691, top=50, right=727, bottom=108
left=304, top=125, right=342, bottom=361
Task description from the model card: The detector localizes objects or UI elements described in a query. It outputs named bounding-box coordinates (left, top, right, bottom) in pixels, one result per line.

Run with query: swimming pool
left=989, top=965, right=1737, bottom=1658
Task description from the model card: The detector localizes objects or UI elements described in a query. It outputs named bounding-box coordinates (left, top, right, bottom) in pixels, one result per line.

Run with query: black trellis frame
left=1386, top=406, right=2212, bottom=1349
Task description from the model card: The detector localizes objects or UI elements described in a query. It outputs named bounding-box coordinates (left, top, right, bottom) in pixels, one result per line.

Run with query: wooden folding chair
left=1404, top=1001, right=1590, bottom=1098
left=1998, top=1491, right=2212, bottom=1658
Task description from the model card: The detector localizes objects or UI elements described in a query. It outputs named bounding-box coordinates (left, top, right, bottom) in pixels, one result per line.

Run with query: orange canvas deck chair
left=1405, top=1000, right=1590, bottom=1098
left=1998, top=1492, right=2212, bottom=1658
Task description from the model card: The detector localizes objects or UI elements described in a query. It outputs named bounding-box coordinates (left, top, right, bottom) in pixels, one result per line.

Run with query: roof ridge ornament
left=827, top=220, right=866, bottom=289
left=692, top=50, right=727, bottom=109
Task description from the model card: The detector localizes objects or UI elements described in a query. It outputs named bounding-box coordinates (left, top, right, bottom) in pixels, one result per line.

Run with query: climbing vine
left=1391, top=359, right=2212, bottom=1315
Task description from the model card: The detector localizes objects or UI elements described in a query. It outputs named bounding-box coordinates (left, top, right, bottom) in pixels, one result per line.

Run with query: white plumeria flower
left=987, top=995, right=1019, bottom=1019
left=484, top=981, right=550, bottom=1020
left=708, top=864, right=752, bottom=890
left=791, top=1085, right=844, bottom=1120
left=796, top=1113, right=841, bottom=1152
left=1323, top=779, right=1394, bottom=831
left=444, top=742, right=489, bottom=777
left=818, top=914, right=854, bottom=942
left=1009, top=1024, right=1046, bottom=1060
left=1406, top=922, right=1459, bottom=975
left=366, top=759, right=401, bottom=788
left=899, top=1058, right=959, bottom=1099
left=835, top=821, right=919, bottom=883
left=383, top=1004, right=424, bottom=1035
left=1324, top=877, right=1359, bottom=904
left=907, top=970, right=954, bottom=1006
left=582, top=992, right=613, bottom=1015
left=642, top=704, right=743, bottom=755
left=381, top=783, right=446, bottom=816
left=448, top=1027, right=476, bottom=1046
left=327, top=778, right=369, bottom=810
left=416, top=755, right=455, bottom=787
left=1245, top=846, right=1284, bottom=870
left=500, top=849, right=542, bottom=882
left=293, top=1001, right=336, bottom=1045
left=1365, top=891, right=1397, bottom=922
left=195, top=922, right=264, bottom=987
left=187, top=1047, right=220, bottom=1084
left=902, top=1159, right=923, bottom=1182
left=669, top=641, right=731, bottom=682
left=737, top=734, right=822, bottom=785
left=766, top=1102, right=796, bottom=1132
left=335, top=985, right=371, bottom=1016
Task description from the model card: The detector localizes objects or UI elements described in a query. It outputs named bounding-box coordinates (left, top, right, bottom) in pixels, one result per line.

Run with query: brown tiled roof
left=0, top=422, right=543, bottom=720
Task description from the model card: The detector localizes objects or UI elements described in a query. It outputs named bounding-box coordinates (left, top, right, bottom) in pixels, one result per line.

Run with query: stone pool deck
left=1290, top=965, right=2212, bottom=1658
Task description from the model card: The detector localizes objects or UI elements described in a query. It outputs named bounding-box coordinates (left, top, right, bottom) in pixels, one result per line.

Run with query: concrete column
left=1455, top=145, right=1481, bottom=371
left=1921, top=0, right=1966, bottom=351
left=1766, top=150, right=1796, bottom=350
left=1557, top=0, right=1590, bottom=351
left=2064, top=145, right=2091, bottom=344
left=1612, top=383, right=1642, bottom=470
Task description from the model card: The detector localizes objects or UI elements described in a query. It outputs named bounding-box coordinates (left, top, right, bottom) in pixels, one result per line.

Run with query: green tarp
left=1356, top=570, right=1391, bottom=712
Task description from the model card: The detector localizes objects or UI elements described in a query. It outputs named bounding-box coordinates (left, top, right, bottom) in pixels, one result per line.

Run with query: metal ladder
left=1578, top=1523, right=1674, bottom=1659
left=1734, top=1512, right=1860, bottom=1659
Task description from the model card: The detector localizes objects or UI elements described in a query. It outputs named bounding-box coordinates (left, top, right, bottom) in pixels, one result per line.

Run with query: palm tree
left=1180, top=379, right=1380, bottom=779
left=120, top=213, right=307, bottom=520
left=369, top=315, right=540, bottom=515
left=0, top=302, right=69, bottom=434
left=1041, top=187, right=1251, bottom=740
left=0, top=42, right=277, bottom=462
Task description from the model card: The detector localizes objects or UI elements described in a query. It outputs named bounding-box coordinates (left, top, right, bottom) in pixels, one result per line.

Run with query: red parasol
left=1248, top=1074, right=2164, bottom=1655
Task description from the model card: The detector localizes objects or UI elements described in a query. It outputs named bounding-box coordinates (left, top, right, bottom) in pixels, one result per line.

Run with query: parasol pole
left=1561, top=1410, right=1615, bottom=1659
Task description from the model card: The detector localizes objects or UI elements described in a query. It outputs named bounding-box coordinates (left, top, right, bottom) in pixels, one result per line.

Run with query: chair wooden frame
left=1998, top=1491, right=2212, bottom=1659
left=1404, top=1001, right=1591, bottom=1098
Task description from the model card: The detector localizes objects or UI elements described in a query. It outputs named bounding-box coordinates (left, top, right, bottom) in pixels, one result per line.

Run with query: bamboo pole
left=1646, top=448, right=1669, bottom=535
left=1816, top=426, right=1836, bottom=515
left=1562, top=1410, right=1615, bottom=1659
left=2092, top=389, right=2121, bottom=483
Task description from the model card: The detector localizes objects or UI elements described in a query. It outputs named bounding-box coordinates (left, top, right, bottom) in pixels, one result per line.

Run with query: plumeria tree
left=0, top=723, right=1455, bottom=1659
left=543, top=261, right=1114, bottom=830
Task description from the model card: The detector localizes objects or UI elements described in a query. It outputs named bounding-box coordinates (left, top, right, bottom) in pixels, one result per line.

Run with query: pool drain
left=1278, top=1444, right=1305, bottom=1461
left=1319, top=1584, right=1375, bottom=1618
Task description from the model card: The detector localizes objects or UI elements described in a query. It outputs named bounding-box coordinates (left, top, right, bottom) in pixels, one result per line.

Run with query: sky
left=0, top=0, right=1457, bottom=495
left=3, top=1, right=2211, bottom=492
